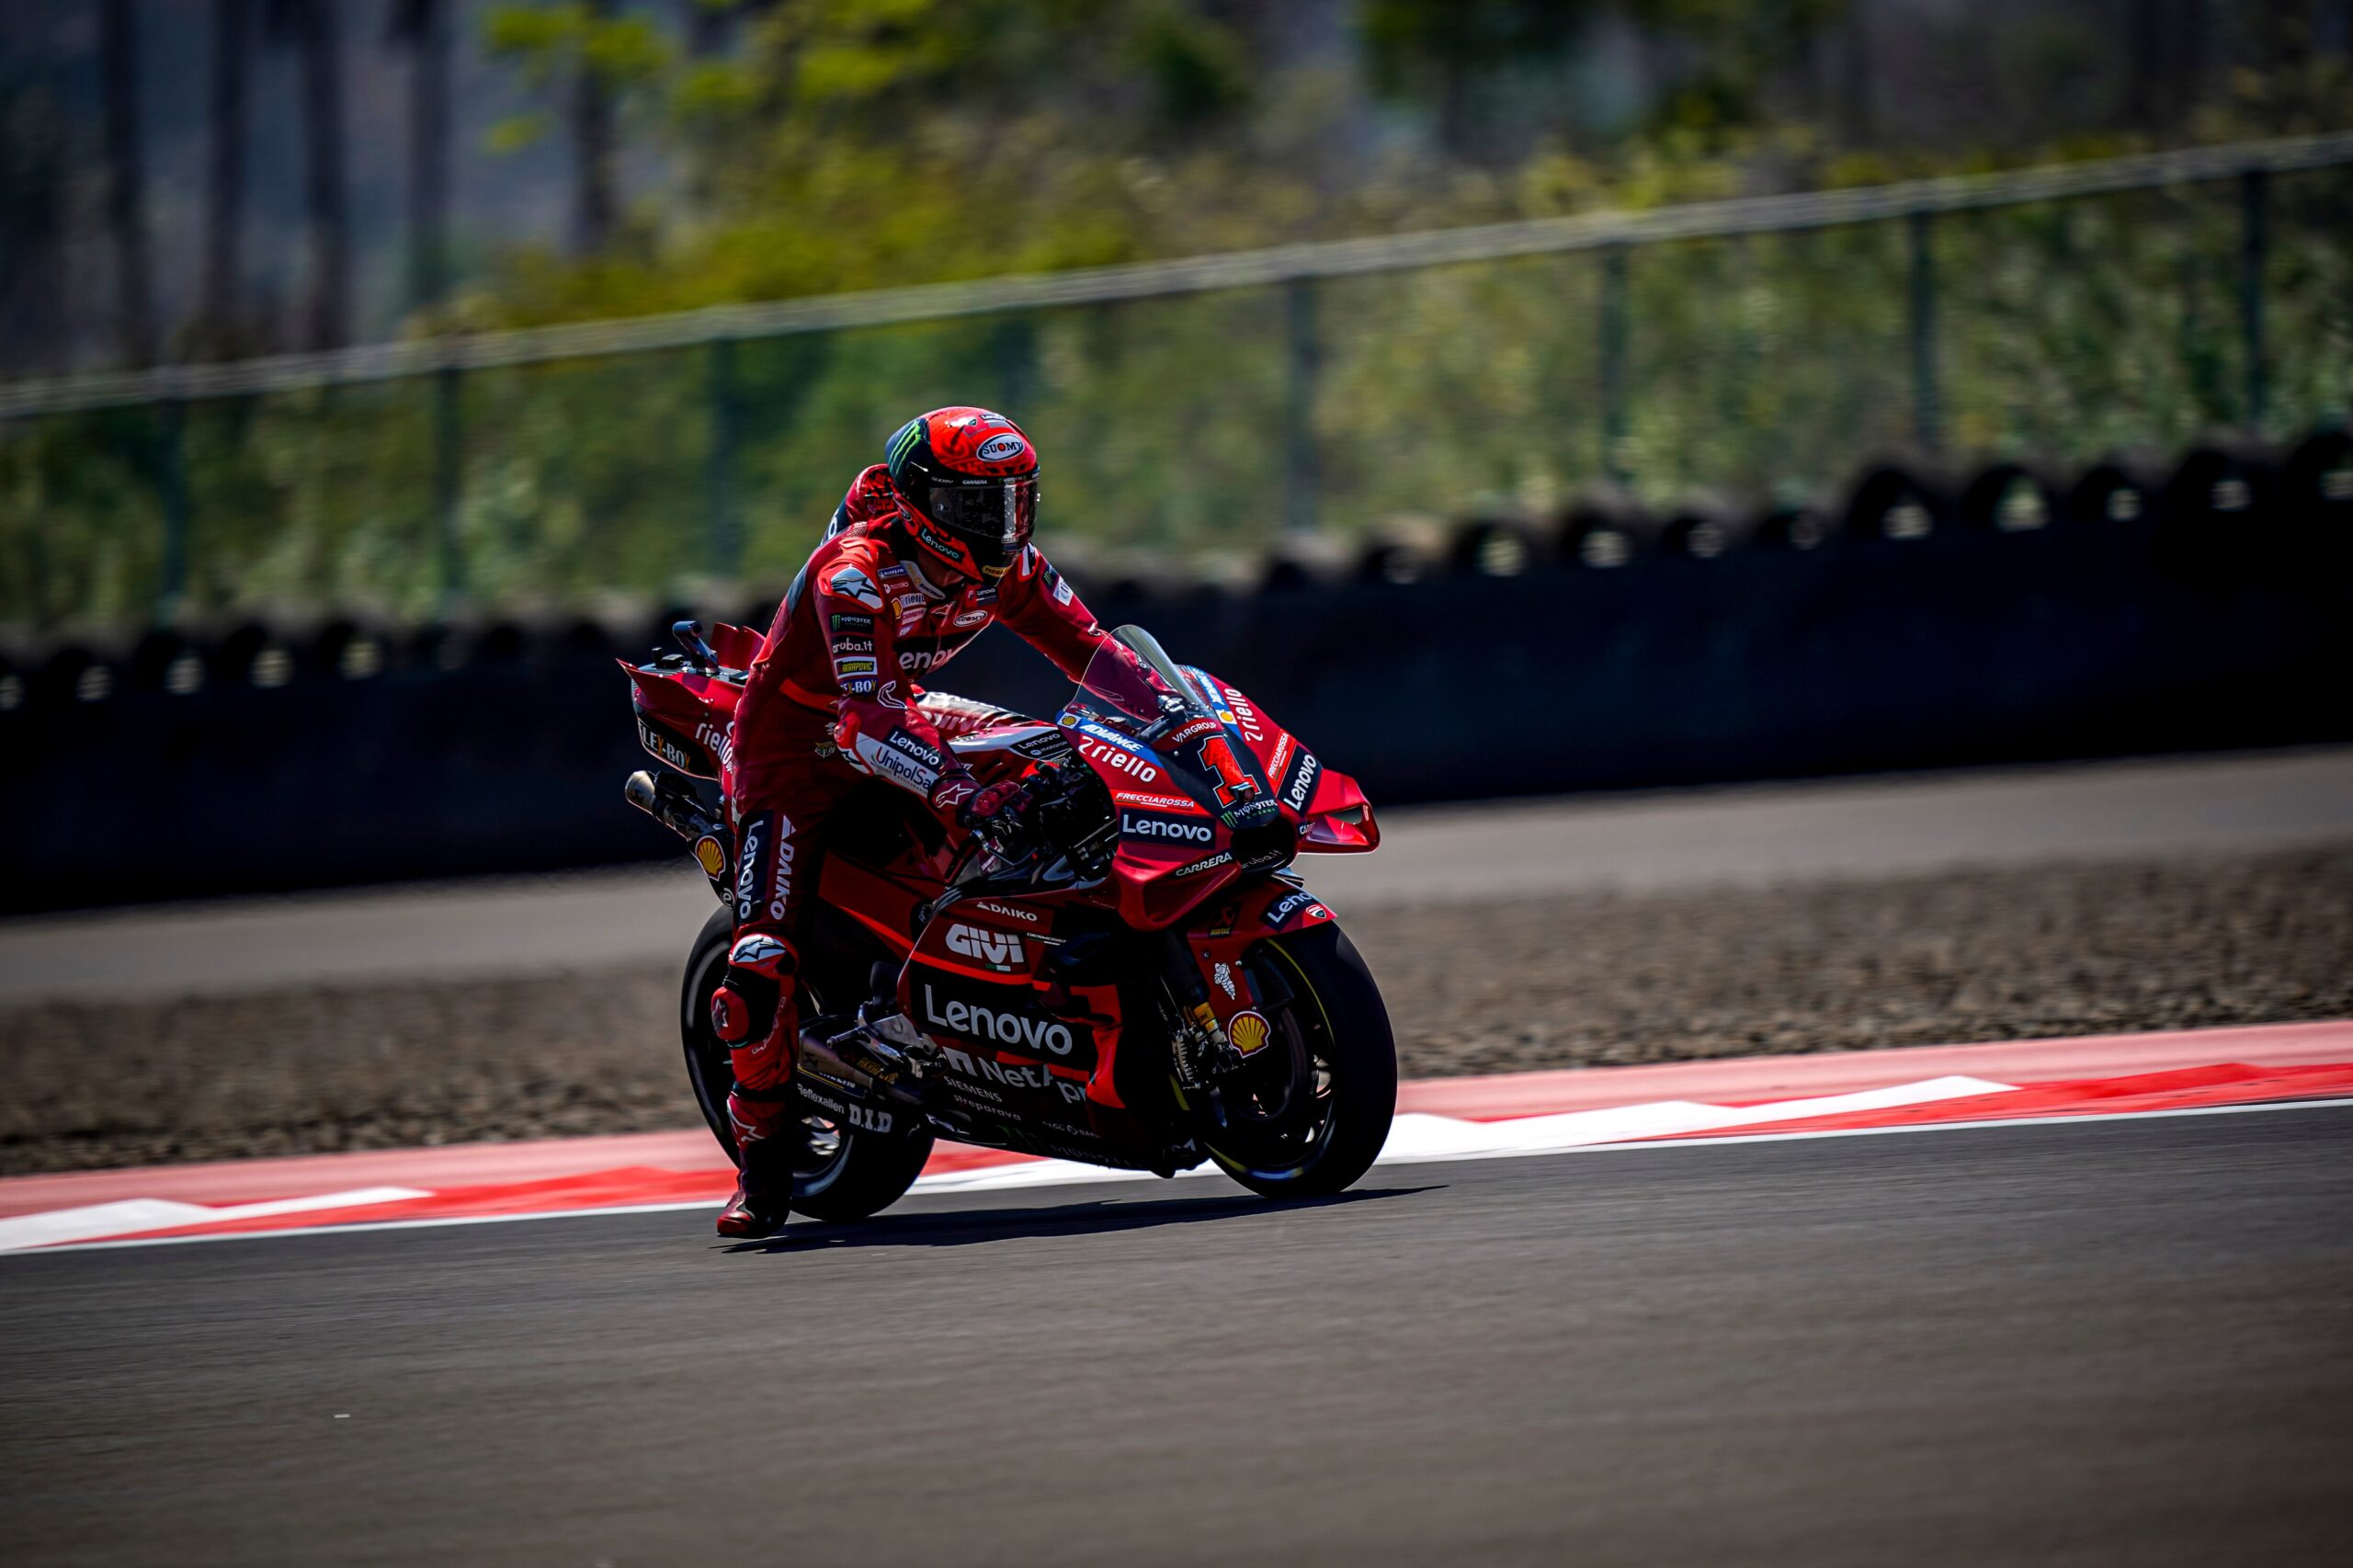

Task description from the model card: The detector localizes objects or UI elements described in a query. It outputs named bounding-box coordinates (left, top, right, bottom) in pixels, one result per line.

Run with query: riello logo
left=923, top=983, right=1074, bottom=1055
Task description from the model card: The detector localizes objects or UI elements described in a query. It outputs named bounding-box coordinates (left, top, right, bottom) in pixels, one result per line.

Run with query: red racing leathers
left=710, top=464, right=1114, bottom=1165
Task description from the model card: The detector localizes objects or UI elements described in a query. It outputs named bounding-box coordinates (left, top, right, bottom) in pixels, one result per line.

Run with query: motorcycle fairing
left=1176, top=878, right=1338, bottom=1039
left=1201, top=674, right=1379, bottom=854
left=620, top=621, right=761, bottom=780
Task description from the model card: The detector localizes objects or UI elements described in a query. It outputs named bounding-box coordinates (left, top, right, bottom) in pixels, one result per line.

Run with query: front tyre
left=1199, top=924, right=1397, bottom=1199
left=680, top=903, right=935, bottom=1222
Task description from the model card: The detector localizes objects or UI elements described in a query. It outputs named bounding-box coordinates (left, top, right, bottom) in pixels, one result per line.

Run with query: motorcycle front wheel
left=680, top=903, right=935, bottom=1221
left=1198, top=923, right=1398, bottom=1199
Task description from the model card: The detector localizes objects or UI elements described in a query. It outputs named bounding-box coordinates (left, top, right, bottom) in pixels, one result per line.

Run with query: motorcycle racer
left=710, top=406, right=1118, bottom=1238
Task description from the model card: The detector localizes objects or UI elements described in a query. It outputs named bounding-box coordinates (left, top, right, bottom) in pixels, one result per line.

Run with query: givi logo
left=946, top=923, right=1025, bottom=971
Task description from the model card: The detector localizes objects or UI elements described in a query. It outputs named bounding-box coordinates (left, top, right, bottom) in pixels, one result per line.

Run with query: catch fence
left=3, top=132, right=2350, bottom=629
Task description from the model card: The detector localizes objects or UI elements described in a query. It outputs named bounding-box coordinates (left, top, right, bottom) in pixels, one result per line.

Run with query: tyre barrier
left=3, top=430, right=2348, bottom=912
left=1843, top=456, right=1956, bottom=541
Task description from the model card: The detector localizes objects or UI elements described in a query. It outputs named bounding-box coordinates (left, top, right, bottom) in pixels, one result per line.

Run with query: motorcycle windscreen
left=1063, top=629, right=1279, bottom=834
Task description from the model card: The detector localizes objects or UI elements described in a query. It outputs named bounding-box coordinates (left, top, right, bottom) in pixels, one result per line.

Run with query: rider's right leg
left=710, top=802, right=820, bottom=1238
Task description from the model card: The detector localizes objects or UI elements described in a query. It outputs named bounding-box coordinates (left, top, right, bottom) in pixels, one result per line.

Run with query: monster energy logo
left=886, top=419, right=924, bottom=471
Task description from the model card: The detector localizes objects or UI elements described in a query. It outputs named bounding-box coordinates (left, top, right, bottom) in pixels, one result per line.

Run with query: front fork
left=1162, top=929, right=1242, bottom=1088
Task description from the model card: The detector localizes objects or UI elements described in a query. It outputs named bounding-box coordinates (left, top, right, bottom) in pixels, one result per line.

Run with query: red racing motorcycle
left=623, top=621, right=1394, bottom=1221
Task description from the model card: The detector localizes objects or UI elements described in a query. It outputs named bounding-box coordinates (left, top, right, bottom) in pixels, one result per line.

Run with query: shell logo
left=1228, top=1009, right=1272, bottom=1055
left=693, top=835, right=728, bottom=879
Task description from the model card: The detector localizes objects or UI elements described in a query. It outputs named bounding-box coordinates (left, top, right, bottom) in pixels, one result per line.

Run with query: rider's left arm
left=993, top=546, right=1115, bottom=681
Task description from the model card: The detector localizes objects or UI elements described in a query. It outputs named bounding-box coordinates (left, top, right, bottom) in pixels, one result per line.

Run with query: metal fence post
left=994, top=312, right=1035, bottom=415
left=1599, top=245, right=1629, bottom=483
left=1907, top=208, right=1940, bottom=451
left=706, top=336, right=741, bottom=580
left=433, top=362, right=465, bottom=605
left=156, top=395, right=188, bottom=619
left=1284, top=277, right=1320, bottom=533
left=2239, top=167, right=2268, bottom=432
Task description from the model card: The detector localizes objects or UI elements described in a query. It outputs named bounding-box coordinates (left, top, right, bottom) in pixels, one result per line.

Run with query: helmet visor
left=922, top=477, right=1037, bottom=570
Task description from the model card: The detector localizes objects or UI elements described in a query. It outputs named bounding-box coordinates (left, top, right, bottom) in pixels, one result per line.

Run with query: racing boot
left=710, top=932, right=801, bottom=1239
left=716, top=1085, right=797, bottom=1239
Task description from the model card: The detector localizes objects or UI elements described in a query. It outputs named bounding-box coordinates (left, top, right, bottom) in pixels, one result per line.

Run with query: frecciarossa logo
left=922, top=983, right=1074, bottom=1055
left=1120, top=810, right=1214, bottom=844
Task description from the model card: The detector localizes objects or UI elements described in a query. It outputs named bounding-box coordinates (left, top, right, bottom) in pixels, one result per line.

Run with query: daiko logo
left=946, top=923, right=1025, bottom=970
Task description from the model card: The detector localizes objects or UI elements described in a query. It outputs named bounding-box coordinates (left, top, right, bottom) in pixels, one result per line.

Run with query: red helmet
left=883, top=406, right=1040, bottom=580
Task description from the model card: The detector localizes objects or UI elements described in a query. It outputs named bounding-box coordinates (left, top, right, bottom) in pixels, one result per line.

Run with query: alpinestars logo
left=922, top=983, right=1074, bottom=1054
left=946, top=923, right=1025, bottom=971
left=826, top=565, right=886, bottom=610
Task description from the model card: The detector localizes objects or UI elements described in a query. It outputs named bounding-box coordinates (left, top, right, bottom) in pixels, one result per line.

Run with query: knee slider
left=712, top=932, right=799, bottom=1045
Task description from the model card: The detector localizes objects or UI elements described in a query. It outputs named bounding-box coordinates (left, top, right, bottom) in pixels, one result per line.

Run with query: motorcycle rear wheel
left=680, top=903, right=935, bottom=1222
left=1199, top=924, right=1398, bottom=1199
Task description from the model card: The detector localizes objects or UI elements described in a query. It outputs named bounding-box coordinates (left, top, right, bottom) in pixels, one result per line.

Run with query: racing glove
left=937, top=772, right=1033, bottom=849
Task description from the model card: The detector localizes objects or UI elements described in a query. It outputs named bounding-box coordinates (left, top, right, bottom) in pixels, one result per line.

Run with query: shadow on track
left=718, top=1184, right=1440, bottom=1256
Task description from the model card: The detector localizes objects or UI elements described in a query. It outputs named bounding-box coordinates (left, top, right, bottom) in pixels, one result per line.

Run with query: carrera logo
left=1078, top=737, right=1158, bottom=781
left=946, top=923, right=1026, bottom=970
left=1174, top=850, right=1233, bottom=878
left=826, top=565, right=884, bottom=610
left=1121, top=811, right=1214, bottom=845
left=922, top=983, right=1074, bottom=1055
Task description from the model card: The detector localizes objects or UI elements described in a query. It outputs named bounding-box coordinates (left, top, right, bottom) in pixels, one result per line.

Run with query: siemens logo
left=1121, top=812, right=1213, bottom=845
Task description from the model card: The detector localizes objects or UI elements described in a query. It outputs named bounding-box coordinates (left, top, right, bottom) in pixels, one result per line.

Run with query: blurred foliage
left=3, top=0, right=2350, bottom=631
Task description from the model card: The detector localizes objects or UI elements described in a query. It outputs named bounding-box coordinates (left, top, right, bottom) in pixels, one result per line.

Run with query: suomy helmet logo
left=976, top=433, right=1028, bottom=463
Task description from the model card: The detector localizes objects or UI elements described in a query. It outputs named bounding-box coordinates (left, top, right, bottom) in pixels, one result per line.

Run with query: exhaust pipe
left=624, top=768, right=727, bottom=849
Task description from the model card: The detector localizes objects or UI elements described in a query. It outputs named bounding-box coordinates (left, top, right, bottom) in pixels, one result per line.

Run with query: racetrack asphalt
left=5, top=1107, right=2348, bottom=1566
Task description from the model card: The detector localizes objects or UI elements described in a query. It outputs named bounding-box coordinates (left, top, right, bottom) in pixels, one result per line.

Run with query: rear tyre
left=1199, top=923, right=1397, bottom=1199
left=680, top=903, right=935, bottom=1221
